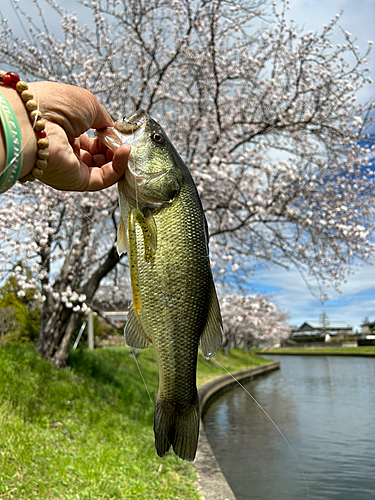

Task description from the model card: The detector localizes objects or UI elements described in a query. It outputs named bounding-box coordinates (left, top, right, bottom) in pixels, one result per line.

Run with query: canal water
left=203, top=355, right=375, bottom=500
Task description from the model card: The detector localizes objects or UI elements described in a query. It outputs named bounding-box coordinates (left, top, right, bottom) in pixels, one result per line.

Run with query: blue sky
left=2, top=0, right=375, bottom=331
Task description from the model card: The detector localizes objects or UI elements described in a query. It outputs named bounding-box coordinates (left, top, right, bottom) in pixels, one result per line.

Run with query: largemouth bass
left=96, top=110, right=222, bottom=461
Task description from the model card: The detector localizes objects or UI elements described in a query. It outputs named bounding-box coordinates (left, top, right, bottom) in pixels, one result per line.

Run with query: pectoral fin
left=124, top=306, right=151, bottom=349
left=116, top=217, right=128, bottom=256
left=127, top=208, right=158, bottom=315
left=200, top=285, right=223, bottom=359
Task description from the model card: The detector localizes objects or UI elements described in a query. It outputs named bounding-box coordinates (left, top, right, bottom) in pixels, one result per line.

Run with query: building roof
left=292, top=330, right=336, bottom=337
left=299, top=321, right=352, bottom=330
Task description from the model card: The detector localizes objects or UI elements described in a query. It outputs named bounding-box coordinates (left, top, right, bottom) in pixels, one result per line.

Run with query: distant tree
left=0, top=306, right=18, bottom=339
left=0, top=264, right=41, bottom=343
left=0, top=0, right=374, bottom=367
left=220, top=294, right=291, bottom=353
left=319, top=311, right=330, bottom=333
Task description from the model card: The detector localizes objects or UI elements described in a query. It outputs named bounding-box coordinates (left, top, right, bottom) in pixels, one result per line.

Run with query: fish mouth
left=97, top=110, right=172, bottom=206
left=95, top=110, right=151, bottom=150
left=115, top=109, right=148, bottom=134
left=114, top=110, right=151, bottom=148
left=114, top=111, right=168, bottom=184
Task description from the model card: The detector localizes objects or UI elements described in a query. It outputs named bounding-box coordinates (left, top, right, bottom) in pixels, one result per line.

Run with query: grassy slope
left=0, top=344, right=266, bottom=500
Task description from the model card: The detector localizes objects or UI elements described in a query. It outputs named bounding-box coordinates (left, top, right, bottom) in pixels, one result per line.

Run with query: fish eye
left=151, top=132, right=165, bottom=144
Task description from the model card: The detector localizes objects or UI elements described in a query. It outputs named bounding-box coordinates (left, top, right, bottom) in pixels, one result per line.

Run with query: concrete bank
left=266, top=350, right=375, bottom=357
left=194, top=361, right=280, bottom=500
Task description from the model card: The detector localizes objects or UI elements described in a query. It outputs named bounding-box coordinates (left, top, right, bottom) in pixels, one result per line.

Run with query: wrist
left=0, top=85, right=38, bottom=179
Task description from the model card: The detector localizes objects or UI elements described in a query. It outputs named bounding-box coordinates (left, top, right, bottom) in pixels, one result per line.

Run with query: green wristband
left=0, top=91, right=23, bottom=193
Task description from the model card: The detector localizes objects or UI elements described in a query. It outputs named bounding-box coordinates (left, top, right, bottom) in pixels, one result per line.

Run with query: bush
left=0, top=265, right=41, bottom=344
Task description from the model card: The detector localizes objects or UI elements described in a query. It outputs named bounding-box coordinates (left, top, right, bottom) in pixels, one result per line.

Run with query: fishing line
left=131, top=129, right=140, bottom=212
left=212, top=358, right=310, bottom=500
left=131, top=350, right=153, bottom=405
left=5, top=0, right=33, bottom=45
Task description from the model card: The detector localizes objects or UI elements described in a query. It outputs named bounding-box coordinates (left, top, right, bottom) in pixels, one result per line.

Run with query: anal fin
left=124, top=306, right=151, bottom=350
left=200, top=285, right=223, bottom=359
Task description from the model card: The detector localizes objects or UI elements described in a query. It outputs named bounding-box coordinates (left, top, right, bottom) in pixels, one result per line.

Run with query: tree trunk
left=36, top=303, right=82, bottom=369
left=35, top=245, right=120, bottom=369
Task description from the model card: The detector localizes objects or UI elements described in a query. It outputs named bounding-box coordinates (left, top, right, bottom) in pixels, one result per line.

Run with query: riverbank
left=0, top=344, right=269, bottom=499
left=264, top=346, right=375, bottom=356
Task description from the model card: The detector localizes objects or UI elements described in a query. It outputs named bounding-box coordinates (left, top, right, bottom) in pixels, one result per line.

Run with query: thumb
left=90, top=97, right=114, bottom=130
left=112, top=144, right=131, bottom=177
left=85, top=145, right=130, bottom=191
left=112, top=144, right=130, bottom=175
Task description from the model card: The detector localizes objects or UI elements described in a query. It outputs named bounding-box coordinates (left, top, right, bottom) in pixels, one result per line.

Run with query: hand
left=1, top=81, right=129, bottom=191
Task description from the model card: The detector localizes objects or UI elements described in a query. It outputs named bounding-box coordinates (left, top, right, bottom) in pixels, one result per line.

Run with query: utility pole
left=88, top=310, right=95, bottom=350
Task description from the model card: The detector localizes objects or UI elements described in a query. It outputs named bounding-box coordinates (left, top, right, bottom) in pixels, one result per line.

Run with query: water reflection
left=203, top=355, right=375, bottom=500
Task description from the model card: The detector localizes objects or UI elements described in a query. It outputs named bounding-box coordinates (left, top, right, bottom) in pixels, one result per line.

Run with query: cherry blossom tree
left=0, top=183, right=129, bottom=366
left=220, top=294, right=291, bottom=352
left=0, top=0, right=374, bottom=367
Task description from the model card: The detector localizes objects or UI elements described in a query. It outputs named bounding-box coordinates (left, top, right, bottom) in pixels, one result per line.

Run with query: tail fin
left=154, top=394, right=199, bottom=462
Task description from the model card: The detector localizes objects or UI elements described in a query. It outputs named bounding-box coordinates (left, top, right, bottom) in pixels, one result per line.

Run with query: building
left=291, top=320, right=353, bottom=342
left=360, top=321, right=375, bottom=335
left=358, top=321, right=375, bottom=345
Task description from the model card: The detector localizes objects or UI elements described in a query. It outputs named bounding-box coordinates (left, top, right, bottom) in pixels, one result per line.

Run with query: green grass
left=0, top=344, right=265, bottom=499
left=265, top=346, right=375, bottom=356
left=196, top=348, right=269, bottom=386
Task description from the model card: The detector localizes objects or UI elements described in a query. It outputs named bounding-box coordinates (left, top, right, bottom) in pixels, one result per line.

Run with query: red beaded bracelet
left=0, top=70, right=49, bottom=183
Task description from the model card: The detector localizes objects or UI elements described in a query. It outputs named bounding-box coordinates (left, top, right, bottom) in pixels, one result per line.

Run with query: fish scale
left=139, top=185, right=211, bottom=400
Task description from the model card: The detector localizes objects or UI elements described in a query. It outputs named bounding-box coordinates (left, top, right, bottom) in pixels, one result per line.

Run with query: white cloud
left=253, top=264, right=375, bottom=330
left=253, top=0, right=375, bottom=328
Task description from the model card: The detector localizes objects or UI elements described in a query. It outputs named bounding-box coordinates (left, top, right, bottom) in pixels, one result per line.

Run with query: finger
left=80, top=150, right=109, bottom=167
left=80, top=134, right=109, bottom=154
left=79, top=133, right=92, bottom=151
left=106, top=148, right=114, bottom=161
left=80, top=150, right=94, bottom=167
left=112, top=144, right=131, bottom=175
left=83, top=144, right=130, bottom=191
